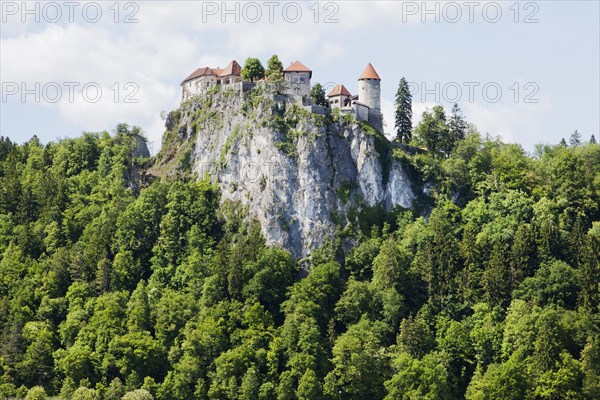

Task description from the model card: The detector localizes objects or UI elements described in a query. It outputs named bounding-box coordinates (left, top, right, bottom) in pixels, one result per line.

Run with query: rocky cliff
left=157, top=83, right=429, bottom=258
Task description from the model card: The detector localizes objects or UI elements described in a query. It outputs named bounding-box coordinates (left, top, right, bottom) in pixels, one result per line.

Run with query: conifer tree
left=483, top=240, right=511, bottom=308
left=448, top=103, right=467, bottom=143
left=394, top=77, right=413, bottom=143
left=569, top=129, right=582, bottom=147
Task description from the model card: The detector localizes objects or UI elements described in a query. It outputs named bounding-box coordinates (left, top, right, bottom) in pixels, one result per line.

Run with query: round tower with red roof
left=357, top=63, right=381, bottom=111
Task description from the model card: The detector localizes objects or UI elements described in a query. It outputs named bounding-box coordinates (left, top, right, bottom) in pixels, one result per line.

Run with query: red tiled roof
left=182, top=60, right=243, bottom=84
left=284, top=60, right=312, bottom=73
left=219, top=60, right=241, bottom=77
left=327, top=84, right=352, bottom=97
left=359, top=63, right=381, bottom=80
left=181, top=66, right=219, bottom=84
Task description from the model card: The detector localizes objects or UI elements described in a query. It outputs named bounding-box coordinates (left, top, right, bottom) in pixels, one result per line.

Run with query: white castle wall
left=353, top=102, right=369, bottom=122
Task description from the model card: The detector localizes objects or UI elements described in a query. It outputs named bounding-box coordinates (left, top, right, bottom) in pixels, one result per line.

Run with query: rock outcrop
left=162, top=83, right=427, bottom=258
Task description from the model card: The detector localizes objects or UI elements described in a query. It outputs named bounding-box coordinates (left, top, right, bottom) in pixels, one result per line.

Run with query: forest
left=0, top=117, right=599, bottom=399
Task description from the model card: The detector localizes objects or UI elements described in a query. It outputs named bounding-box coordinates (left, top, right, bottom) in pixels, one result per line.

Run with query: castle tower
left=283, top=60, right=312, bottom=98
left=327, top=84, right=352, bottom=109
left=357, top=63, right=381, bottom=110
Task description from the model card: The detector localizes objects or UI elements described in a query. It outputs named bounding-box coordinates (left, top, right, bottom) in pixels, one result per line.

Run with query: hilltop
left=153, top=82, right=429, bottom=258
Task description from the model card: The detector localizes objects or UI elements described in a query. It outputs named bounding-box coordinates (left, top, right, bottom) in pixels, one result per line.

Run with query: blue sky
left=1, top=1, right=599, bottom=153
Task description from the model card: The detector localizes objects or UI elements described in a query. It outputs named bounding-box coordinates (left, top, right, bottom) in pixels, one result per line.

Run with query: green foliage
left=269, top=102, right=312, bottom=158
left=239, top=367, right=260, bottom=400
left=324, top=318, right=391, bottom=399
left=514, top=260, right=580, bottom=308
left=413, top=104, right=468, bottom=158
left=1, top=126, right=598, bottom=400
left=582, top=335, right=600, bottom=398
left=71, top=386, right=100, bottom=400
left=335, top=278, right=378, bottom=327
left=297, top=369, right=322, bottom=400
left=218, top=123, right=241, bottom=168
left=336, top=181, right=352, bottom=204
left=105, top=377, right=126, bottom=400
left=448, top=103, right=468, bottom=145
left=122, top=388, right=154, bottom=400
left=310, top=83, right=328, bottom=107
left=465, top=352, right=530, bottom=400
left=265, top=55, right=284, bottom=81
left=398, top=316, right=435, bottom=359
left=385, top=352, right=451, bottom=400
left=413, top=105, right=449, bottom=156
left=241, top=57, right=265, bottom=82
left=570, top=129, right=582, bottom=147
left=394, top=77, right=413, bottom=143
left=243, top=248, right=296, bottom=320
left=24, top=385, right=47, bottom=400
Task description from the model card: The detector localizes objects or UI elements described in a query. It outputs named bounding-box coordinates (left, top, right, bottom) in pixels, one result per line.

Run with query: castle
left=181, top=59, right=383, bottom=132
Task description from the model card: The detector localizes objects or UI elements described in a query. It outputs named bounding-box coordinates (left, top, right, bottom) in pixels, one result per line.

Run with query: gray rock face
left=177, top=84, right=421, bottom=258
left=133, top=134, right=150, bottom=158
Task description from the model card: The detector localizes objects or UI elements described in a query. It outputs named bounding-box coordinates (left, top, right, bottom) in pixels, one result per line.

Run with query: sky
left=1, top=0, right=599, bottom=154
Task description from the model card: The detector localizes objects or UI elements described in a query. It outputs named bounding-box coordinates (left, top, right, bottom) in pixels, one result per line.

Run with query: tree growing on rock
left=265, top=55, right=284, bottom=81
left=310, top=83, right=327, bottom=107
left=241, top=58, right=265, bottom=82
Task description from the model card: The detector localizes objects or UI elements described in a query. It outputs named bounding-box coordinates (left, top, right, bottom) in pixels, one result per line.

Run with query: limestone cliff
left=157, top=83, right=429, bottom=258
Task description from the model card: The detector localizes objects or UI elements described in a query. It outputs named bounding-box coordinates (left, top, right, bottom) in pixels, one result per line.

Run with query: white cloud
left=1, top=1, right=590, bottom=153
left=412, top=102, right=439, bottom=125
left=382, top=98, right=441, bottom=139
left=464, top=98, right=553, bottom=147
left=1, top=21, right=185, bottom=147
left=4, top=1, right=399, bottom=147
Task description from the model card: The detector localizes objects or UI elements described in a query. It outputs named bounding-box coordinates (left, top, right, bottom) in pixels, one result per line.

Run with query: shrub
left=71, top=386, right=100, bottom=400
left=121, top=388, right=154, bottom=400
left=24, top=386, right=47, bottom=400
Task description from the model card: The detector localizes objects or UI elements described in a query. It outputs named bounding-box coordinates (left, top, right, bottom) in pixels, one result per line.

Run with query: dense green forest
left=0, top=119, right=599, bottom=400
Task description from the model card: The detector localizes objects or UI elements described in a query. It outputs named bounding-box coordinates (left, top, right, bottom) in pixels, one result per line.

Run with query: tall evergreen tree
left=394, top=77, right=413, bottom=143
left=483, top=240, right=511, bottom=308
left=559, top=138, right=568, bottom=147
left=569, top=129, right=582, bottom=147
left=448, top=103, right=467, bottom=143
left=590, top=134, right=597, bottom=144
